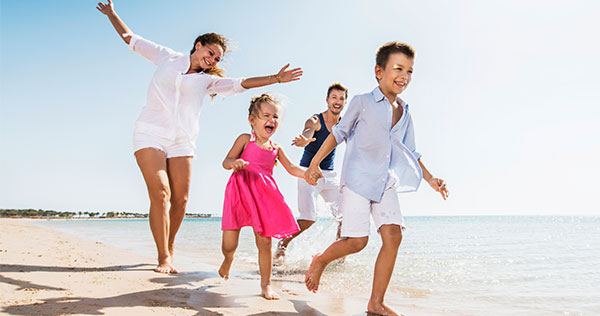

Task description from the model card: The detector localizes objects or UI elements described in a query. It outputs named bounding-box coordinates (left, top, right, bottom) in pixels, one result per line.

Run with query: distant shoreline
left=0, top=209, right=217, bottom=219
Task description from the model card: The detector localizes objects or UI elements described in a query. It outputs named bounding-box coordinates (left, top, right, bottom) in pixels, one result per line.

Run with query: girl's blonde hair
left=248, top=93, right=278, bottom=117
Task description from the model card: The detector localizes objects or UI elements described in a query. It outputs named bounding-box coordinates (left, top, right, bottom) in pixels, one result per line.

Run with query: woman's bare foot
left=155, top=257, right=177, bottom=274
left=168, top=243, right=174, bottom=261
left=261, top=284, right=280, bottom=300
left=367, top=301, right=402, bottom=316
left=218, top=257, right=233, bottom=280
left=304, top=253, right=326, bottom=293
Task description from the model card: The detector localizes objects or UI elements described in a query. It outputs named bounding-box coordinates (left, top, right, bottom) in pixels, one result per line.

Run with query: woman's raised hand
left=277, top=64, right=303, bottom=83
left=96, top=0, right=115, bottom=15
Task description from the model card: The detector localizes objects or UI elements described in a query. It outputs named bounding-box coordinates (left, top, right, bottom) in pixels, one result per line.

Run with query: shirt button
left=381, top=178, right=386, bottom=182
left=386, top=155, right=390, bottom=158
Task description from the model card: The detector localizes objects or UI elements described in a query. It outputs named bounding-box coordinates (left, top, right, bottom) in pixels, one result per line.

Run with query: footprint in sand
left=281, top=289, right=299, bottom=296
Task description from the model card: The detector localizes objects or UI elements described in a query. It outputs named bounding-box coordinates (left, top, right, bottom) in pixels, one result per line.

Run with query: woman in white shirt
left=97, top=0, right=303, bottom=273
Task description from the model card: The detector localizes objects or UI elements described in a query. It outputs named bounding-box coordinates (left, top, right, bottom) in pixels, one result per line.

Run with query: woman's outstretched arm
left=97, top=0, right=133, bottom=44
left=241, top=64, right=303, bottom=89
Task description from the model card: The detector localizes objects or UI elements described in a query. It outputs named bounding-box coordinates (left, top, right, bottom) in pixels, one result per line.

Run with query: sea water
left=33, top=216, right=600, bottom=315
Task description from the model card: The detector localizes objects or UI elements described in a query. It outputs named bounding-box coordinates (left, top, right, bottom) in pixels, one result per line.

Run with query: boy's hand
left=427, top=177, right=448, bottom=200
left=232, top=159, right=249, bottom=170
left=304, top=165, right=322, bottom=186
left=96, top=0, right=115, bottom=15
left=291, top=135, right=316, bottom=147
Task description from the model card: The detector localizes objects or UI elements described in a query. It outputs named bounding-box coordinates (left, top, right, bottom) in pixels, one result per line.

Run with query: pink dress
left=222, top=140, right=300, bottom=239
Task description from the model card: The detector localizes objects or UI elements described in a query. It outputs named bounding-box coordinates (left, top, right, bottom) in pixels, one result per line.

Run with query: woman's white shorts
left=133, top=132, right=195, bottom=158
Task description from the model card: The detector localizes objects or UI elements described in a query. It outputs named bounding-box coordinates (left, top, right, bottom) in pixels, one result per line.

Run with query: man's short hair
left=327, top=82, right=348, bottom=99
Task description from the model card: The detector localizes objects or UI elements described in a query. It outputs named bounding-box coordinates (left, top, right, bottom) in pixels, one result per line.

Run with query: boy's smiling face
left=376, top=52, right=414, bottom=97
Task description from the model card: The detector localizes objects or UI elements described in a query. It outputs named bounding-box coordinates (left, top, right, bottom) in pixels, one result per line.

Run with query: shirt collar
left=371, top=86, right=408, bottom=109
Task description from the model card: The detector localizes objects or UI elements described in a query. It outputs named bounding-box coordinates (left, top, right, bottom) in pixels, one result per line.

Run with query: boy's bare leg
left=275, top=219, right=315, bottom=260
left=367, top=224, right=403, bottom=316
left=218, top=229, right=240, bottom=280
left=166, top=156, right=192, bottom=260
left=305, top=236, right=368, bottom=293
left=135, top=148, right=177, bottom=274
left=254, top=232, right=279, bottom=300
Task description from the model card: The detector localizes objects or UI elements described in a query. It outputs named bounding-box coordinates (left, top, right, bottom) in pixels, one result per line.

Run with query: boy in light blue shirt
left=304, top=42, right=448, bottom=316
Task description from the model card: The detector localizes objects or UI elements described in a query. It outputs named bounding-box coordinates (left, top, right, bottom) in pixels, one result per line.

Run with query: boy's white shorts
left=297, top=170, right=341, bottom=222
left=133, top=132, right=195, bottom=159
left=340, top=176, right=405, bottom=238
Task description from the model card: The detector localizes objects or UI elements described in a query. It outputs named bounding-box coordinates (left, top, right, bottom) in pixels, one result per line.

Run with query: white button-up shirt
left=128, top=34, right=247, bottom=141
left=332, top=87, right=423, bottom=202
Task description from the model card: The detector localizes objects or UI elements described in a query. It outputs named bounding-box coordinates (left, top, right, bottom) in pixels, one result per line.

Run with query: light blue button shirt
left=332, top=87, right=423, bottom=202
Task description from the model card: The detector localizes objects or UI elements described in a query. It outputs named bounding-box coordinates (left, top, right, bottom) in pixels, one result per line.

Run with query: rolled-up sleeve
left=127, top=34, right=178, bottom=65
left=332, top=96, right=362, bottom=144
left=206, top=76, right=248, bottom=97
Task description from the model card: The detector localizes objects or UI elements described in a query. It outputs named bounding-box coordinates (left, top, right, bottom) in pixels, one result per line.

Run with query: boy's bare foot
left=367, top=301, right=402, bottom=316
left=155, top=257, right=177, bottom=274
left=261, top=284, right=280, bottom=300
left=218, top=257, right=233, bottom=280
left=305, top=253, right=326, bottom=293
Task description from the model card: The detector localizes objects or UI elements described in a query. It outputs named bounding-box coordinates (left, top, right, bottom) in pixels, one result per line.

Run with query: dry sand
left=0, top=219, right=446, bottom=316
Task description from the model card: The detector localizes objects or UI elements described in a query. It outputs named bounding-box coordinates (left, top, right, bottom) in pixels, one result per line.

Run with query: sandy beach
left=0, top=219, right=449, bottom=316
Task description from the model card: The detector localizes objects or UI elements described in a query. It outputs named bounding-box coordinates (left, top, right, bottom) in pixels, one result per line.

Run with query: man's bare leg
left=274, top=219, right=315, bottom=260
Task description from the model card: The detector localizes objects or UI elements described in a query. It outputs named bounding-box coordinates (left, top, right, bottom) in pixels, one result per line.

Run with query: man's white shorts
left=133, top=131, right=195, bottom=158
left=297, top=170, right=341, bottom=222
left=340, top=176, right=405, bottom=238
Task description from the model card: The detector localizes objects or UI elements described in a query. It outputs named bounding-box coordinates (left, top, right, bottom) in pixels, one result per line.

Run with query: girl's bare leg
left=165, top=156, right=192, bottom=259
left=367, top=224, right=403, bottom=316
left=135, top=148, right=176, bottom=273
left=219, top=229, right=240, bottom=280
left=254, top=231, right=279, bottom=300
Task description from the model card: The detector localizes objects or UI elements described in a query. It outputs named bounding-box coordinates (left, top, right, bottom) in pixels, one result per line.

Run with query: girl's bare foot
left=367, top=301, right=402, bottom=316
left=155, top=257, right=177, bottom=274
left=218, top=257, right=233, bottom=280
left=304, top=253, right=326, bottom=293
left=261, top=284, right=280, bottom=300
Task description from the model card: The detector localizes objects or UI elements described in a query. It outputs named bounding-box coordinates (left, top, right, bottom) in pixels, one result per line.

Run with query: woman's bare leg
left=135, top=148, right=176, bottom=273
left=166, top=156, right=192, bottom=259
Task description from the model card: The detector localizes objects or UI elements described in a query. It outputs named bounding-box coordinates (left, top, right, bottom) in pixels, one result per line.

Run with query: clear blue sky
left=1, top=0, right=599, bottom=216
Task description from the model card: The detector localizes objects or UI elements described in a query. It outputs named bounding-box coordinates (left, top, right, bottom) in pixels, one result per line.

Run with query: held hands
left=276, top=64, right=303, bottom=83
left=304, top=165, right=323, bottom=186
left=291, top=135, right=316, bottom=147
left=96, top=0, right=115, bottom=15
left=231, top=159, right=249, bottom=171
left=427, top=177, right=449, bottom=200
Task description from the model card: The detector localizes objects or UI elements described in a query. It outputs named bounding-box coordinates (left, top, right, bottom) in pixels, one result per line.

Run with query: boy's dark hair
left=326, top=82, right=348, bottom=99
left=375, top=41, right=415, bottom=68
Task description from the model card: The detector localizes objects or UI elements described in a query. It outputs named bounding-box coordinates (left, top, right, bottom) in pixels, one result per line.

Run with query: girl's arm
left=223, top=134, right=251, bottom=170
left=96, top=0, right=133, bottom=45
left=241, top=64, right=303, bottom=89
left=275, top=144, right=305, bottom=178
